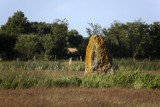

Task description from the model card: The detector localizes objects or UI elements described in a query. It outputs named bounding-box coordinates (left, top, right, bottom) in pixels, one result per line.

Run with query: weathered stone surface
left=85, top=35, right=113, bottom=75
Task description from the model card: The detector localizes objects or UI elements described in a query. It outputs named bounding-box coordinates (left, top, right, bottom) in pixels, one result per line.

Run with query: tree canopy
left=0, top=11, right=160, bottom=60
left=1, top=11, right=29, bottom=35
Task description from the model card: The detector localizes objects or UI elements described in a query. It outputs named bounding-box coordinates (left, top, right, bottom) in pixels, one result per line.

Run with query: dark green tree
left=48, top=19, right=68, bottom=58
left=15, top=34, right=41, bottom=59
left=30, top=22, right=52, bottom=35
left=107, top=20, right=150, bottom=59
left=67, top=29, right=83, bottom=48
left=1, top=11, right=29, bottom=35
left=149, top=22, right=160, bottom=58
left=107, top=21, right=130, bottom=57
left=126, top=20, right=150, bottom=60
left=0, top=33, right=17, bottom=59
left=40, top=34, right=55, bottom=60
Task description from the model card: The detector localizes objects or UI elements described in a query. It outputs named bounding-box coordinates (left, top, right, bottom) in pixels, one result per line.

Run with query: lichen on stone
left=85, top=35, right=113, bottom=75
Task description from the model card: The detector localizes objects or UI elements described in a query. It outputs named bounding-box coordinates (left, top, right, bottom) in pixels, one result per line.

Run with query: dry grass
left=0, top=88, right=160, bottom=107
left=42, top=70, right=84, bottom=78
left=0, top=69, right=84, bottom=77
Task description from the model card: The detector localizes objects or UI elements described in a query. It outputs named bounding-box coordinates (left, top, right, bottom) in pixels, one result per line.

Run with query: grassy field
left=0, top=59, right=160, bottom=107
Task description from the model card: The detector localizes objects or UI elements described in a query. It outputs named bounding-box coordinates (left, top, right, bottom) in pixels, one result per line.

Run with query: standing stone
left=85, top=35, right=113, bottom=75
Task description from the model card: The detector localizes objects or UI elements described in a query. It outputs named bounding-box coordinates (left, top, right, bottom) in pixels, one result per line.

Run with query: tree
left=1, top=11, right=29, bottom=35
left=149, top=22, right=160, bottom=58
left=107, top=21, right=130, bottom=57
left=40, top=34, right=55, bottom=60
left=67, top=29, right=83, bottom=48
left=30, top=22, right=52, bottom=35
left=51, top=19, right=68, bottom=36
left=86, top=23, right=103, bottom=36
left=49, top=19, right=68, bottom=57
left=15, top=34, right=41, bottom=59
left=126, top=20, right=150, bottom=60
left=79, top=37, right=89, bottom=58
left=0, top=33, right=17, bottom=59
left=13, top=19, right=70, bottom=60
left=107, top=20, right=150, bottom=59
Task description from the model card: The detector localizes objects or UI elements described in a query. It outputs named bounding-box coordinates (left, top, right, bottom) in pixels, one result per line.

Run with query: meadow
left=0, top=59, right=160, bottom=107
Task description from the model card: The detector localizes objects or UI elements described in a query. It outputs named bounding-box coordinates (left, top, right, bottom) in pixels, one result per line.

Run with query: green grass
left=0, top=59, right=160, bottom=71
left=0, top=70, right=160, bottom=89
left=82, top=72, right=160, bottom=89
left=0, top=60, right=85, bottom=71
left=0, top=71, right=82, bottom=89
left=0, top=59, right=160, bottom=89
left=114, top=58, right=160, bottom=71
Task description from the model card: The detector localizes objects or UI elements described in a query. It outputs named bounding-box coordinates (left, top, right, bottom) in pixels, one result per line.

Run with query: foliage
left=113, top=58, right=160, bottom=71
left=0, top=11, right=160, bottom=59
left=29, top=22, right=52, bottom=35
left=0, top=11, right=29, bottom=35
left=0, top=71, right=43, bottom=89
left=0, top=59, right=160, bottom=89
left=0, top=33, right=17, bottom=59
left=40, top=34, right=55, bottom=60
left=49, top=19, right=68, bottom=57
left=149, top=22, right=160, bottom=58
left=15, top=34, right=41, bottom=59
left=15, top=19, right=70, bottom=59
left=86, top=23, right=103, bottom=36
left=0, top=69, right=160, bottom=89
left=107, top=21, right=131, bottom=57
left=82, top=71, right=160, bottom=89
left=126, top=20, right=150, bottom=59
left=0, top=60, right=85, bottom=71
left=67, top=29, right=83, bottom=48
left=107, top=20, right=160, bottom=59
left=0, top=59, right=159, bottom=72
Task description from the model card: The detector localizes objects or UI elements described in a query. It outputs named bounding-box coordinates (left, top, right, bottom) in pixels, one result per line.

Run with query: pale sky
left=0, top=0, right=160, bottom=36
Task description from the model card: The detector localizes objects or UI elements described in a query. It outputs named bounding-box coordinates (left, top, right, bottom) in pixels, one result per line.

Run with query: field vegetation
left=0, top=59, right=160, bottom=89
left=0, top=59, right=160, bottom=107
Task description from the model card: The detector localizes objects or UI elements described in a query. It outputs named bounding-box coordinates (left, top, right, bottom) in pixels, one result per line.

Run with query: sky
left=0, top=0, right=160, bottom=36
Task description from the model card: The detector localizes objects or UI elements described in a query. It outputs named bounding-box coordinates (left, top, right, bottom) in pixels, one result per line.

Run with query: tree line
left=86, top=21, right=160, bottom=60
left=0, top=11, right=83, bottom=60
left=109, top=20, right=160, bottom=60
left=0, top=11, right=160, bottom=60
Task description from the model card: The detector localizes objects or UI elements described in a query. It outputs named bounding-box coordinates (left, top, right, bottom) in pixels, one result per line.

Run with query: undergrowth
left=0, top=71, right=160, bottom=89
left=0, top=61, right=85, bottom=71
left=0, top=59, right=160, bottom=89
left=0, top=59, right=160, bottom=71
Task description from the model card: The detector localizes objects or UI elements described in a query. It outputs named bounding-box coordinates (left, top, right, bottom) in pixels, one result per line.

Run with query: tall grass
left=0, top=70, right=82, bottom=89
left=114, top=58, right=160, bottom=71
left=0, top=70, right=160, bottom=89
left=0, top=59, right=160, bottom=71
left=0, top=59, right=160, bottom=89
left=0, top=60, right=85, bottom=71
left=82, top=72, right=160, bottom=89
